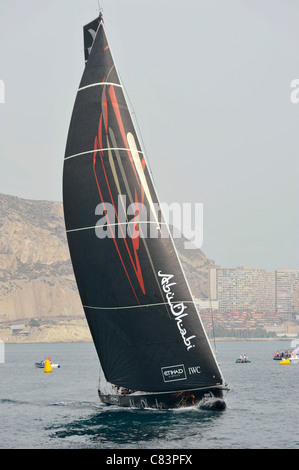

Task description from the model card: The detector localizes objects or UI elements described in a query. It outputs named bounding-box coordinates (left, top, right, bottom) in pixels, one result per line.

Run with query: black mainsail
left=63, top=14, right=226, bottom=407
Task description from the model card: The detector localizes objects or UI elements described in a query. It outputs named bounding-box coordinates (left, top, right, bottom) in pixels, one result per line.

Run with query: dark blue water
left=0, top=341, right=298, bottom=449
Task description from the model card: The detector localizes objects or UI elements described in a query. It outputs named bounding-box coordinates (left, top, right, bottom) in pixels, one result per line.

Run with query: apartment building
left=197, top=266, right=299, bottom=331
left=217, top=266, right=275, bottom=312
left=275, top=268, right=299, bottom=317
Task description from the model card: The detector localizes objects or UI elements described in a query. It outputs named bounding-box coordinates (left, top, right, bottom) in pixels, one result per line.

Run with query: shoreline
left=0, top=319, right=295, bottom=344
left=0, top=318, right=93, bottom=344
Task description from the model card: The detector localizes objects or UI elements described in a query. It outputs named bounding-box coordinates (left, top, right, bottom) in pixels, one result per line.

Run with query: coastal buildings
left=217, top=266, right=275, bottom=313
left=275, top=269, right=299, bottom=318
left=197, top=265, right=299, bottom=334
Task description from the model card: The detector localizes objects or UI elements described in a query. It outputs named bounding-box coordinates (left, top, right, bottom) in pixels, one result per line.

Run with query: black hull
left=98, top=387, right=226, bottom=411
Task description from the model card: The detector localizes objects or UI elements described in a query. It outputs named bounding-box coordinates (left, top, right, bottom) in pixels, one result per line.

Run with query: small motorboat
left=236, top=354, right=251, bottom=363
left=273, top=349, right=293, bottom=360
left=34, top=355, right=60, bottom=369
left=34, top=361, right=61, bottom=369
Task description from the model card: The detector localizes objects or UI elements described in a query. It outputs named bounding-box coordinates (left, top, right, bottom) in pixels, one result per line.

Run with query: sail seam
left=78, top=82, right=122, bottom=92
left=83, top=301, right=194, bottom=310
left=64, top=147, right=143, bottom=160
left=66, top=221, right=167, bottom=233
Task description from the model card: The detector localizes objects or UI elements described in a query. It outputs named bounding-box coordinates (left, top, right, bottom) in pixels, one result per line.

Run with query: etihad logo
left=158, top=270, right=196, bottom=351
left=161, top=364, right=187, bottom=382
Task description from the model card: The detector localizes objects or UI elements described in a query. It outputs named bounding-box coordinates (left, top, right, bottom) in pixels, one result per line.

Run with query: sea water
left=0, top=340, right=298, bottom=449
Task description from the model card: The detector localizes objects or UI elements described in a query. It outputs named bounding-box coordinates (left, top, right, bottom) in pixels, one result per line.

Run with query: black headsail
left=63, top=14, right=225, bottom=393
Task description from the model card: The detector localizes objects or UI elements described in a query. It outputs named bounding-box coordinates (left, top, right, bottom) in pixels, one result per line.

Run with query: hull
left=98, top=387, right=226, bottom=410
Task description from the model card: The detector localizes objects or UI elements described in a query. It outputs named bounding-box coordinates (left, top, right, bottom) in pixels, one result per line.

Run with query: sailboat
left=63, top=12, right=228, bottom=409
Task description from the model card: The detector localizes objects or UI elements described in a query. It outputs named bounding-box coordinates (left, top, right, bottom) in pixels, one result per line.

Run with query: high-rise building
left=217, top=266, right=275, bottom=312
left=275, top=269, right=299, bottom=318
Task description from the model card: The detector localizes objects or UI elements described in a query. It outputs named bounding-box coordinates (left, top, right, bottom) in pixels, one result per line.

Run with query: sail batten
left=63, top=15, right=226, bottom=395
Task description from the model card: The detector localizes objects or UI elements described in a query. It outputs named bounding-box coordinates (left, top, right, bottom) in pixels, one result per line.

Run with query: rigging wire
left=96, top=0, right=103, bottom=18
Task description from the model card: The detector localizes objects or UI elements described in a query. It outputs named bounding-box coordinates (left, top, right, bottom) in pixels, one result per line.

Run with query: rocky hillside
left=173, top=234, right=215, bottom=299
left=0, top=193, right=214, bottom=325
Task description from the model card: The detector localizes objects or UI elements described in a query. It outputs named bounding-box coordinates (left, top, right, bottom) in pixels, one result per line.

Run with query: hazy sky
left=0, top=0, right=298, bottom=272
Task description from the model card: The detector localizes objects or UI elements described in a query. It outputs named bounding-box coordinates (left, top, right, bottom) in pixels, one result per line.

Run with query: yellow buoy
left=280, top=359, right=291, bottom=365
left=44, top=359, right=52, bottom=373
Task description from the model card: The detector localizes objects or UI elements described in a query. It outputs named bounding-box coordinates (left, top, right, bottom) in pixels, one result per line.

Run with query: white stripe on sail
left=78, top=82, right=122, bottom=92
left=64, top=147, right=144, bottom=161
left=83, top=301, right=194, bottom=310
left=66, top=221, right=167, bottom=233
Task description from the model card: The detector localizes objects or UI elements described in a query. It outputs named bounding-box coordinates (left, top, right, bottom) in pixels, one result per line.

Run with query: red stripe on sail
left=104, top=92, right=108, bottom=132
left=98, top=114, right=103, bottom=149
left=131, top=189, right=145, bottom=294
